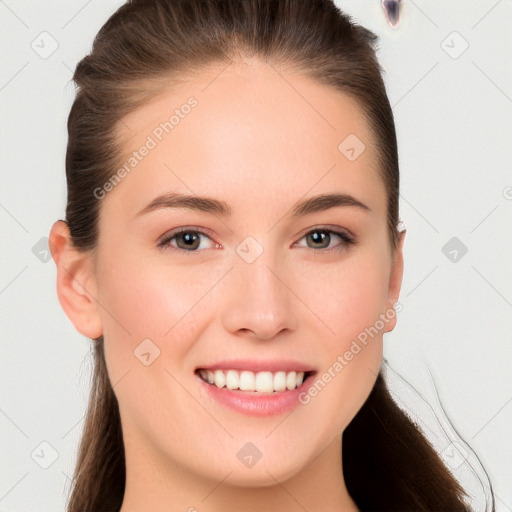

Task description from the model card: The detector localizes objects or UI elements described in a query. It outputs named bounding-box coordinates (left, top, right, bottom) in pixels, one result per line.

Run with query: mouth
left=195, top=368, right=315, bottom=393
left=194, top=360, right=317, bottom=416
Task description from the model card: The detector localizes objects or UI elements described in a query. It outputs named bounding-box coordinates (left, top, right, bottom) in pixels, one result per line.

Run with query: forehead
left=109, top=60, right=386, bottom=217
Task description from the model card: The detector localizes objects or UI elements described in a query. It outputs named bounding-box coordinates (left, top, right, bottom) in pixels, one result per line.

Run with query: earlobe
left=384, top=229, right=406, bottom=333
left=49, top=220, right=103, bottom=339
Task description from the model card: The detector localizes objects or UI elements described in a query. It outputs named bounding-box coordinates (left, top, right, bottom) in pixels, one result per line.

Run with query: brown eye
left=295, top=228, right=355, bottom=251
left=305, top=230, right=331, bottom=249
left=158, top=228, right=216, bottom=253
left=173, top=231, right=201, bottom=250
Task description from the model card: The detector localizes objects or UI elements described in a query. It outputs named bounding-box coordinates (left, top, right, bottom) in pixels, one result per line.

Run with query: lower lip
left=196, top=373, right=313, bottom=417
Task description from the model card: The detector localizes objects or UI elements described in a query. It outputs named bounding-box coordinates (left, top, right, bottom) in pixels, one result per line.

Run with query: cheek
left=297, top=250, right=391, bottom=347
left=295, top=249, right=390, bottom=434
left=94, top=249, right=226, bottom=368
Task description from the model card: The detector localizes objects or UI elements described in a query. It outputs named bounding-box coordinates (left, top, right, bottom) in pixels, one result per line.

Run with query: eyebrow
left=135, top=191, right=371, bottom=218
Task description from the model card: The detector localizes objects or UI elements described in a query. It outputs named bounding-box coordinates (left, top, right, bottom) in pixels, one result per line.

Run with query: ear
left=383, top=229, right=406, bottom=333
left=49, top=220, right=103, bottom=339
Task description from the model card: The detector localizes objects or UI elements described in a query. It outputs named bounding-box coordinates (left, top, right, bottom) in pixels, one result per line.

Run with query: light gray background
left=1, top=1, right=511, bottom=510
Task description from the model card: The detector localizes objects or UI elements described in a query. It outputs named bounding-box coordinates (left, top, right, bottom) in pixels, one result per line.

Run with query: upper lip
left=195, top=359, right=316, bottom=373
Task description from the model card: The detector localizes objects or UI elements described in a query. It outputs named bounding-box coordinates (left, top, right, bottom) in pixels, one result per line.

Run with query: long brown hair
left=63, top=1, right=491, bottom=510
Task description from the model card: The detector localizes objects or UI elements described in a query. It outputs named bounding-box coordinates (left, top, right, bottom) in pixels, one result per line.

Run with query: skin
left=50, top=58, right=405, bottom=512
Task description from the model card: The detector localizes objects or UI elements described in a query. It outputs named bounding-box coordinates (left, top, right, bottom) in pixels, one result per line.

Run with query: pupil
left=183, top=233, right=198, bottom=248
left=310, top=231, right=328, bottom=248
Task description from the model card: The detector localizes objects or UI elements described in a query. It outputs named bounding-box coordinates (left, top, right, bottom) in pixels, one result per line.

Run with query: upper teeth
left=198, top=369, right=305, bottom=392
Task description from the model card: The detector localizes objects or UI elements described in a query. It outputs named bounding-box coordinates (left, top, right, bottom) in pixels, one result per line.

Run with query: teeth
left=226, top=370, right=238, bottom=390
left=286, top=371, right=297, bottom=390
left=273, top=371, right=286, bottom=392
left=255, top=371, right=273, bottom=392
left=239, top=370, right=255, bottom=391
left=198, top=369, right=306, bottom=392
left=214, top=369, right=226, bottom=388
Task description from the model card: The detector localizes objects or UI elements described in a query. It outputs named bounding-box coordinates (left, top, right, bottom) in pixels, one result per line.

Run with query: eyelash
left=157, top=226, right=356, bottom=254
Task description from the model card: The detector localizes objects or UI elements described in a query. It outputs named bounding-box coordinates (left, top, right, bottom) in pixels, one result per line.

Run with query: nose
left=220, top=249, right=298, bottom=341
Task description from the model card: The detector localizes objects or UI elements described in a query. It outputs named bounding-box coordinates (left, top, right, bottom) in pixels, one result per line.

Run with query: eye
left=157, top=226, right=356, bottom=254
left=294, top=227, right=355, bottom=252
left=157, top=228, right=219, bottom=253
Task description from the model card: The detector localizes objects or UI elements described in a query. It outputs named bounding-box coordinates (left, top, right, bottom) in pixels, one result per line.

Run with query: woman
left=49, top=0, right=494, bottom=510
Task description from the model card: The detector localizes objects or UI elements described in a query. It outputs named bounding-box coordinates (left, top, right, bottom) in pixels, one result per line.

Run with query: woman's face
left=83, top=61, right=403, bottom=486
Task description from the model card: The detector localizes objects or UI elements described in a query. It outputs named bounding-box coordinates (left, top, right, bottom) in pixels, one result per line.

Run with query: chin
left=219, top=458, right=306, bottom=488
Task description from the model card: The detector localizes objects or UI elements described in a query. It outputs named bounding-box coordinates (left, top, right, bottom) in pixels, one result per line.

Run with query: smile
left=195, top=364, right=316, bottom=417
left=197, top=369, right=308, bottom=393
